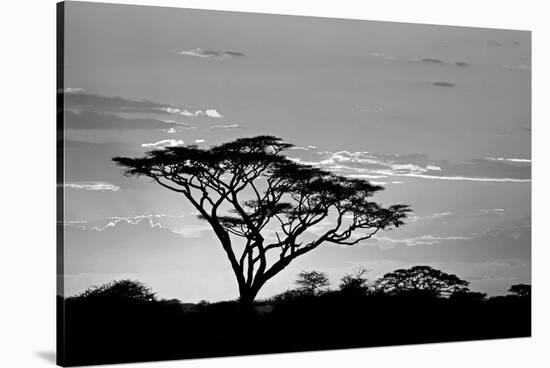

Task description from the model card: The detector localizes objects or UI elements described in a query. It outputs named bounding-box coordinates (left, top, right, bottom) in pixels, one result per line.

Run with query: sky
left=60, top=2, right=531, bottom=302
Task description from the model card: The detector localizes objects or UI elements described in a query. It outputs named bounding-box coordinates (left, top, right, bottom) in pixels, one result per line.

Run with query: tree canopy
left=70, top=280, right=157, bottom=302
left=113, top=136, right=410, bottom=303
left=295, top=270, right=330, bottom=295
left=508, top=284, right=531, bottom=297
left=373, top=266, right=469, bottom=297
left=339, top=267, right=370, bottom=293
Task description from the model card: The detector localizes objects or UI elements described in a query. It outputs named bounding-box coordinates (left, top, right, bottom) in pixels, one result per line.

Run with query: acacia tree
left=70, top=280, right=156, bottom=302
left=339, top=267, right=369, bottom=294
left=373, top=265, right=469, bottom=297
left=295, top=270, right=330, bottom=295
left=113, top=136, right=410, bottom=304
left=508, top=284, right=531, bottom=298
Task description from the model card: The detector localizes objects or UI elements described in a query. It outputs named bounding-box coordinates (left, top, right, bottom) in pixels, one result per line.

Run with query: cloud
left=288, top=149, right=530, bottom=183
left=208, top=124, right=242, bottom=131
left=396, top=174, right=529, bottom=183
left=408, top=209, right=507, bottom=224
left=65, top=92, right=225, bottom=120
left=180, top=110, right=196, bottom=117
left=161, top=107, right=183, bottom=114
left=62, top=220, right=89, bottom=228
left=141, top=139, right=184, bottom=149
left=65, top=111, right=196, bottom=131
left=476, top=209, right=505, bottom=217
left=64, top=216, right=226, bottom=274
left=432, top=81, right=455, bottom=87
left=305, top=221, right=530, bottom=267
left=421, top=58, right=444, bottom=64
left=371, top=54, right=470, bottom=69
left=485, top=157, right=531, bottom=163
left=161, top=107, right=223, bottom=119
left=176, top=48, right=245, bottom=60
left=289, top=145, right=319, bottom=151
left=61, top=182, right=120, bottom=191
left=65, top=92, right=175, bottom=114
left=195, top=139, right=205, bottom=143
left=61, top=140, right=154, bottom=191
left=93, top=216, right=162, bottom=232
left=86, top=214, right=186, bottom=232
left=419, top=58, right=469, bottom=67
left=205, top=109, right=223, bottom=118
left=157, top=119, right=196, bottom=130
left=408, top=212, right=454, bottom=223
left=366, top=224, right=530, bottom=263
left=426, top=165, right=442, bottom=171
left=59, top=87, right=84, bottom=94
left=374, top=234, right=472, bottom=246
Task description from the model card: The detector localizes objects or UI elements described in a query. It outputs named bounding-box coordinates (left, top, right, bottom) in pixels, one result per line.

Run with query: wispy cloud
left=64, top=214, right=187, bottom=232
left=476, top=209, right=505, bottom=216
left=161, top=107, right=223, bottom=118
left=66, top=111, right=198, bottom=131
left=432, top=81, right=455, bottom=87
left=65, top=92, right=225, bottom=122
left=68, top=213, right=212, bottom=239
left=208, top=124, right=242, bottom=131
left=289, top=145, right=318, bottom=151
left=289, top=149, right=531, bottom=183
left=62, top=220, right=89, bottom=228
left=176, top=48, right=245, bottom=60
left=141, top=139, right=184, bottom=149
left=61, top=182, right=120, bottom=191
left=95, top=214, right=186, bottom=232
left=485, top=157, right=531, bottom=163
left=373, top=234, right=472, bottom=246
left=421, top=58, right=444, bottom=64
left=408, top=212, right=454, bottom=223
left=59, top=87, right=84, bottom=94
left=65, top=92, right=175, bottom=114
left=158, top=119, right=196, bottom=130
left=371, top=53, right=470, bottom=68
left=398, top=174, right=529, bottom=183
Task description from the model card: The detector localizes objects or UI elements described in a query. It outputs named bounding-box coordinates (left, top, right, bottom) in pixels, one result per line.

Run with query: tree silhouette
left=508, top=284, right=531, bottom=297
left=113, top=136, right=410, bottom=304
left=373, top=266, right=469, bottom=297
left=448, top=290, right=487, bottom=303
left=70, top=280, right=156, bottom=302
left=295, top=270, right=330, bottom=295
left=339, top=266, right=369, bottom=294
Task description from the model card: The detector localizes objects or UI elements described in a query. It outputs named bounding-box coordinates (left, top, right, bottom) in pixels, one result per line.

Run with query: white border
left=1, top=1, right=547, bottom=367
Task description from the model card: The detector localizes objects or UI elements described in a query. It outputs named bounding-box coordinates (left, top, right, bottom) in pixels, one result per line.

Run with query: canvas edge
left=56, top=1, right=66, bottom=366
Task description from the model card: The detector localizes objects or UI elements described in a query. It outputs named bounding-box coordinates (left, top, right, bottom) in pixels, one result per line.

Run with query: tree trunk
left=238, top=285, right=259, bottom=306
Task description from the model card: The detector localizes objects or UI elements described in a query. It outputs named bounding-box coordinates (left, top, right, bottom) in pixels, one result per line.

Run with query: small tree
left=339, top=267, right=369, bottom=293
left=508, top=284, right=531, bottom=298
left=295, top=270, right=330, bottom=295
left=71, top=280, right=157, bottom=302
left=113, top=136, right=410, bottom=304
left=373, top=266, right=469, bottom=297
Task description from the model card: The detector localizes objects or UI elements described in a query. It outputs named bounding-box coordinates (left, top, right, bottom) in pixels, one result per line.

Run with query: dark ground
left=57, top=289, right=531, bottom=366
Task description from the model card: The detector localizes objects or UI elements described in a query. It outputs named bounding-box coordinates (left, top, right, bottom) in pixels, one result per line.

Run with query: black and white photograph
left=54, top=1, right=534, bottom=366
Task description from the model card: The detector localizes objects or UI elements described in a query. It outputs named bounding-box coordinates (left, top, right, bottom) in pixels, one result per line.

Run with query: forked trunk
left=238, top=285, right=259, bottom=306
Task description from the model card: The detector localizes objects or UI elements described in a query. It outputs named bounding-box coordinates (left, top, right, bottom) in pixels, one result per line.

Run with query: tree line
left=59, top=265, right=530, bottom=366
left=67, top=265, right=530, bottom=305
